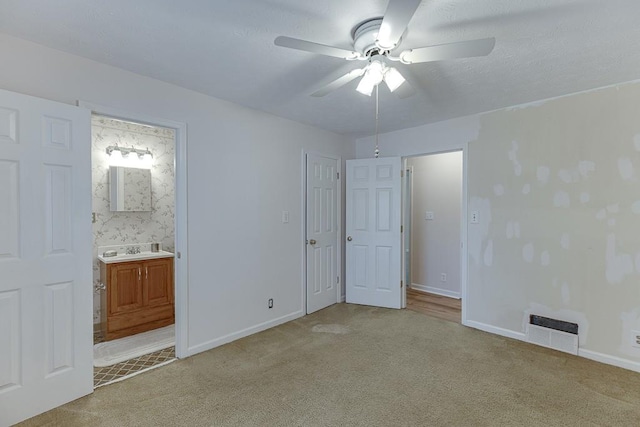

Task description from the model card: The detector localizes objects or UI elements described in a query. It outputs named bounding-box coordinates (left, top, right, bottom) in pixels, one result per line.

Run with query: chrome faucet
left=126, top=246, right=141, bottom=255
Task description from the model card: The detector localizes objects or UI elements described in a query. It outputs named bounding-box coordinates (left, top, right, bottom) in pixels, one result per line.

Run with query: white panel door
left=0, top=89, right=93, bottom=426
left=306, top=153, right=339, bottom=314
left=346, top=157, right=402, bottom=309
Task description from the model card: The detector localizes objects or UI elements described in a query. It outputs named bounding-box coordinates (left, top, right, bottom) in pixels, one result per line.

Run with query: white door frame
left=78, top=101, right=189, bottom=358
left=401, top=145, right=469, bottom=324
left=301, top=150, right=342, bottom=314
left=400, top=160, right=413, bottom=309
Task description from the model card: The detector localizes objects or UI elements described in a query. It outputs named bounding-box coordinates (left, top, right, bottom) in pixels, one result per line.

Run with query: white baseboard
left=339, top=294, right=346, bottom=303
left=463, top=320, right=526, bottom=342
left=464, top=320, right=640, bottom=374
left=185, top=310, right=304, bottom=357
left=411, top=283, right=461, bottom=299
left=578, top=348, right=640, bottom=374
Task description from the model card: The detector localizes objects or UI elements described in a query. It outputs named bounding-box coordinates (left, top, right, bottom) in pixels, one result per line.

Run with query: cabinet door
left=109, top=262, right=144, bottom=315
left=144, top=258, right=174, bottom=307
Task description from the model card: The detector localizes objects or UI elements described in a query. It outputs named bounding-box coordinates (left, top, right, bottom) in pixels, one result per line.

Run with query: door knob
left=309, top=239, right=317, bottom=245
left=347, top=236, right=352, bottom=241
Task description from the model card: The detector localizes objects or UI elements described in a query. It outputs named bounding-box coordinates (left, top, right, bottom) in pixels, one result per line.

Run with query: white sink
left=98, top=250, right=174, bottom=264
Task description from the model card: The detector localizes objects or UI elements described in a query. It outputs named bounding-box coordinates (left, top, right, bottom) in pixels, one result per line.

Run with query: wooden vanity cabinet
left=100, top=256, right=174, bottom=340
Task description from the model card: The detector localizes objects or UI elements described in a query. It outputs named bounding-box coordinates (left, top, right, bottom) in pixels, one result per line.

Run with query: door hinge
left=337, top=276, right=340, bottom=284
left=401, top=170, right=404, bottom=178
left=401, top=225, right=403, bottom=233
left=401, top=280, right=403, bottom=288
left=337, top=172, right=340, bottom=179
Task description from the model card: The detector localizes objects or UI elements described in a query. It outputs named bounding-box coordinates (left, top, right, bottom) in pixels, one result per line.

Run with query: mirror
left=109, top=166, right=152, bottom=212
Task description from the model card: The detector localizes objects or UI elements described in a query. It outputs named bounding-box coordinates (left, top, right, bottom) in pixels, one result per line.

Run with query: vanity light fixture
left=106, top=145, right=153, bottom=160
left=106, top=145, right=153, bottom=168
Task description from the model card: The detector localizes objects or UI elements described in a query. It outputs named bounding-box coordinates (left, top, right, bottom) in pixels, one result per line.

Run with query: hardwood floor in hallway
left=406, top=288, right=461, bottom=324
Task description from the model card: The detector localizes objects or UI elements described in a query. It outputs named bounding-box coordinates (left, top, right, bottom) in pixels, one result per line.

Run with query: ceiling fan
left=274, top=0, right=495, bottom=98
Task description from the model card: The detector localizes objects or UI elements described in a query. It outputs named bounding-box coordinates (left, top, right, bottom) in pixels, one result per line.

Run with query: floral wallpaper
left=120, top=166, right=152, bottom=211
left=92, top=115, right=175, bottom=324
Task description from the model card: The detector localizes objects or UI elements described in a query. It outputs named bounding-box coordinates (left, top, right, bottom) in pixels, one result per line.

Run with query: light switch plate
left=471, top=211, right=479, bottom=224
left=425, top=211, right=434, bottom=220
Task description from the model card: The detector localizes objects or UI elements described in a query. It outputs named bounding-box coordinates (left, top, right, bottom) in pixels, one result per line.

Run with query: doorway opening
left=89, top=112, right=181, bottom=387
left=403, top=151, right=463, bottom=323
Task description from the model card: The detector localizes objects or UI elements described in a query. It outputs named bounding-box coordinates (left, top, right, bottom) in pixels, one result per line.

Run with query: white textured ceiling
left=1, top=0, right=639, bottom=137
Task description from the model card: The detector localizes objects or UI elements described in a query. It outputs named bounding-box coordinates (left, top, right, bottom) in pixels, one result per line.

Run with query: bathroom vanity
left=98, top=250, right=174, bottom=341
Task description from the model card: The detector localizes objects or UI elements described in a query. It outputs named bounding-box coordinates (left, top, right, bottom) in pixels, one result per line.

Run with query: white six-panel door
left=346, top=157, right=402, bottom=309
left=306, top=153, right=339, bottom=314
left=0, top=89, right=93, bottom=426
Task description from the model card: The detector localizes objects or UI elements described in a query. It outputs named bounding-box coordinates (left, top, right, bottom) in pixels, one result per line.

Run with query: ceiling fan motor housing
left=353, top=18, right=399, bottom=57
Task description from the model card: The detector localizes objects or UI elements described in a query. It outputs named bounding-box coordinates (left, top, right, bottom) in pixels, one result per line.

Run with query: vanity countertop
left=98, top=250, right=174, bottom=264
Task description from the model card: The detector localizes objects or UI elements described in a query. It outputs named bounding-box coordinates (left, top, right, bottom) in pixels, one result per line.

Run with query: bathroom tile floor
left=94, top=346, right=176, bottom=388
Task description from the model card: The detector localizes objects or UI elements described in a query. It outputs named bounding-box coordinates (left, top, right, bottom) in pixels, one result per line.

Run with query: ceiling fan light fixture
left=356, top=60, right=385, bottom=96
left=367, top=60, right=385, bottom=85
left=383, top=66, right=405, bottom=92
left=356, top=75, right=376, bottom=96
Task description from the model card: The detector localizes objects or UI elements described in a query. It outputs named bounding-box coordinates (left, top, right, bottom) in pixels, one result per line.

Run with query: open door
left=345, top=157, right=402, bottom=309
left=0, top=89, right=93, bottom=425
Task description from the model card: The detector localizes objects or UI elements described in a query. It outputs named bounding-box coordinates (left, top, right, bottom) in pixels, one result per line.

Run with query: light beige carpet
left=19, top=304, right=640, bottom=426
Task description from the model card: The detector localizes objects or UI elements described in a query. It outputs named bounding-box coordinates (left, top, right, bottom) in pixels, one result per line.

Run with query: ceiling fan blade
left=400, top=37, right=496, bottom=64
left=377, top=0, right=423, bottom=50
left=311, top=69, right=366, bottom=97
left=275, top=36, right=362, bottom=60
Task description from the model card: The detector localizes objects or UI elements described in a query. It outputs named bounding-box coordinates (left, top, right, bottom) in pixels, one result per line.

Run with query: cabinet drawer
left=107, top=303, right=174, bottom=333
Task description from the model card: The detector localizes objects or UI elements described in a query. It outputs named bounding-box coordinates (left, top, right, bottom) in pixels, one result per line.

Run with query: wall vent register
left=526, top=314, right=579, bottom=355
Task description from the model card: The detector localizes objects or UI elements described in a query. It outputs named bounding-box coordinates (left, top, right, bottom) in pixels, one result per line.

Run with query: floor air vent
left=526, top=315, right=578, bottom=355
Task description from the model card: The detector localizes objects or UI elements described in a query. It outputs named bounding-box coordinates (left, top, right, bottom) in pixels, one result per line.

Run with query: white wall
left=357, top=78, right=640, bottom=373
left=0, top=34, right=354, bottom=356
left=356, top=114, right=479, bottom=158
left=407, top=152, right=462, bottom=298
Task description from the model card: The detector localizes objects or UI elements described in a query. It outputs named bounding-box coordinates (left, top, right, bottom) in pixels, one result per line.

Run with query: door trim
left=461, top=143, right=469, bottom=325
left=301, top=150, right=342, bottom=314
left=78, top=101, right=189, bottom=358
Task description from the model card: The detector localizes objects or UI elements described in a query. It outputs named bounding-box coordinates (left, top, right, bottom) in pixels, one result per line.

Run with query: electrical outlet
left=281, top=211, right=289, bottom=223
left=471, top=211, right=479, bottom=224
left=441, top=273, right=447, bottom=282
left=268, top=298, right=274, bottom=309
left=631, top=330, right=640, bottom=348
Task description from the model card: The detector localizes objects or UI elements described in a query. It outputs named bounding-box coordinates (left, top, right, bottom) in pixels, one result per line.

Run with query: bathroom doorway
left=89, top=112, right=180, bottom=387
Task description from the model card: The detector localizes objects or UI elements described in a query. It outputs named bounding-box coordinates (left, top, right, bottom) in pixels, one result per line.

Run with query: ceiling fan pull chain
left=374, top=84, right=380, bottom=158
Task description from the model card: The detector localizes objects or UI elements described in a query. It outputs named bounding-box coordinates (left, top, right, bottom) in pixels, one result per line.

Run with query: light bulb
left=383, top=67, right=406, bottom=92
left=368, top=60, right=384, bottom=85
left=356, top=75, right=375, bottom=96
left=141, top=152, right=153, bottom=169
left=109, top=148, right=124, bottom=166
left=356, top=60, right=385, bottom=96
